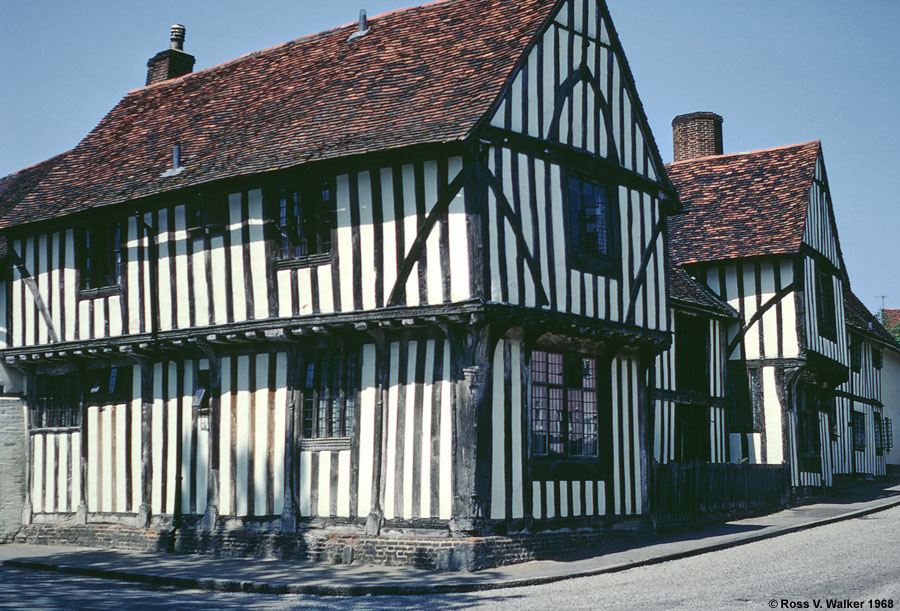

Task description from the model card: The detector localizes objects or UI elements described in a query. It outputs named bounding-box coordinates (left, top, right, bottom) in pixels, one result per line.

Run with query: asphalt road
left=3, top=505, right=900, bottom=610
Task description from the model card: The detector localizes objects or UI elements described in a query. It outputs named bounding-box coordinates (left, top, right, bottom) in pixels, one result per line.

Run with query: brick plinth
left=16, top=520, right=651, bottom=571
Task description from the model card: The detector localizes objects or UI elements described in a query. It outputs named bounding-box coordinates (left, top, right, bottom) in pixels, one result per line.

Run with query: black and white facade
left=1, top=0, right=680, bottom=553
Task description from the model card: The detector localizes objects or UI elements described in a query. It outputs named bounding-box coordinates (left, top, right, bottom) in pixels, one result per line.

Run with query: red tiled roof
left=2, top=0, right=556, bottom=229
left=669, top=264, right=737, bottom=319
left=665, top=141, right=820, bottom=265
left=844, top=290, right=900, bottom=349
left=0, top=152, right=70, bottom=256
left=883, top=309, right=900, bottom=331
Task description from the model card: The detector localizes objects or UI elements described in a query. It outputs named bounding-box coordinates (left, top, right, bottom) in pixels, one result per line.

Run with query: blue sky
left=2, top=0, right=898, bottom=315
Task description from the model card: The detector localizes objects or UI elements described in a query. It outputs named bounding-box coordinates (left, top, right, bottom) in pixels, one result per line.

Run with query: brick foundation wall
left=17, top=521, right=645, bottom=571
left=0, top=397, right=26, bottom=541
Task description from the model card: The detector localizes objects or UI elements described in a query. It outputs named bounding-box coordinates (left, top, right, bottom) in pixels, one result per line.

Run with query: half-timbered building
left=0, top=0, right=681, bottom=569
left=835, top=291, right=898, bottom=478
left=650, top=264, right=736, bottom=466
left=665, top=113, right=891, bottom=491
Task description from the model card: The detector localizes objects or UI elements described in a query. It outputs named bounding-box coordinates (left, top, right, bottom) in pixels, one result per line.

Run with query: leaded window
left=80, top=222, right=123, bottom=290
left=875, top=413, right=884, bottom=455
left=268, top=180, right=335, bottom=262
left=565, top=175, right=618, bottom=275
left=531, top=351, right=598, bottom=458
left=300, top=351, right=358, bottom=439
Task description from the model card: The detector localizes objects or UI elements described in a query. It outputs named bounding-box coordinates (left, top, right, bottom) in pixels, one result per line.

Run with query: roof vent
left=146, top=24, right=195, bottom=86
left=347, top=10, right=369, bottom=42
left=161, top=142, right=185, bottom=177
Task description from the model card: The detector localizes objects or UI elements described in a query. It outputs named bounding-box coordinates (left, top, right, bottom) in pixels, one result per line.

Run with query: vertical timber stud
left=366, top=329, right=388, bottom=535
left=449, top=321, right=493, bottom=533
left=199, top=344, right=220, bottom=531
left=138, top=358, right=153, bottom=527
left=280, top=347, right=297, bottom=532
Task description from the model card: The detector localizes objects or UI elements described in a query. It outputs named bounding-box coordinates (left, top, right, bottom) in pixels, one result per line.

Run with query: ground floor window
left=299, top=351, right=358, bottom=439
left=884, top=418, right=894, bottom=452
left=874, top=414, right=884, bottom=456
left=30, top=374, right=80, bottom=429
left=531, top=351, right=599, bottom=458
left=852, top=411, right=866, bottom=452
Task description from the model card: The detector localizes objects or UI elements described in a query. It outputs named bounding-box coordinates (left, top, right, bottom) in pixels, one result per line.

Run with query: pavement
left=3, top=476, right=900, bottom=597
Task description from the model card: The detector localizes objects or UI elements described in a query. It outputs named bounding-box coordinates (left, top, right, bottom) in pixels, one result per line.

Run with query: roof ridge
left=129, top=0, right=461, bottom=95
left=666, top=140, right=820, bottom=166
left=1, top=150, right=72, bottom=181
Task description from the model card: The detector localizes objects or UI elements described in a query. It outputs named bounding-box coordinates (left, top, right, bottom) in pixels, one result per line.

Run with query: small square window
left=565, top=175, right=618, bottom=276
left=30, top=374, right=80, bottom=430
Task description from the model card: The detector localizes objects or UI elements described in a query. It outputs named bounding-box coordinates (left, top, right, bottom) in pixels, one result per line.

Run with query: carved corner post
left=366, top=330, right=388, bottom=536
left=280, top=346, right=299, bottom=533
left=448, top=320, right=494, bottom=534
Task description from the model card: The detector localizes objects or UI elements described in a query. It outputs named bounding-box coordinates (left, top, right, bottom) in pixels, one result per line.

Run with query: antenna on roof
left=347, top=9, right=369, bottom=42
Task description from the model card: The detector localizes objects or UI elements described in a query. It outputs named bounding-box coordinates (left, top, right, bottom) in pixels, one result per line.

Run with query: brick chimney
left=672, top=112, right=723, bottom=162
left=146, top=24, right=195, bottom=86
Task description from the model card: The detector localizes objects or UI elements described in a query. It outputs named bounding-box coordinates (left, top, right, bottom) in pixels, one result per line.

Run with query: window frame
left=814, top=265, right=837, bottom=341
left=530, top=350, right=601, bottom=460
left=850, top=335, right=861, bottom=372
left=297, top=349, right=359, bottom=450
left=266, top=179, right=336, bottom=268
left=29, top=373, right=81, bottom=431
left=852, top=410, right=866, bottom=452
left=563, top=173, right=620, bottom=277
left=78, top=221, right=124, bottom=294
left=874, top=413, right=884, bottom=456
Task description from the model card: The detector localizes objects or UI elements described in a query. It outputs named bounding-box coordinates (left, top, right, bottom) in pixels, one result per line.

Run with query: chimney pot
left=672, top=112, right=724, bottom=162
left=170, top=24, right=186, bottom=51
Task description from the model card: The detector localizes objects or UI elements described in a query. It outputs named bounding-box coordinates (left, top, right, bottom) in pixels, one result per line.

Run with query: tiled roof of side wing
left=845, top=290, right=900, bottom=349
left=883, top=309, right=900, bottom=332
left=665, top=141, right=820, bottom=265
left=669, top=264, right=738, bottom=318
left=3, top=0, right=556, bottom=229
left=0, top=152, right=70, bottom=256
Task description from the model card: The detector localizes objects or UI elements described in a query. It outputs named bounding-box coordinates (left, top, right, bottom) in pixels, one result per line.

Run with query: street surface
left=2, top=504, right=900, bottom=610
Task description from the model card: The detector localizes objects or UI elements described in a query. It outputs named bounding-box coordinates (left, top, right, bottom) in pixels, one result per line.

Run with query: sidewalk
left=3, top=477, right=900, bottom=596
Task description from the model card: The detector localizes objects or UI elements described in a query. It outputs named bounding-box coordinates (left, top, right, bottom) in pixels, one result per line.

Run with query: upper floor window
left=531, top=350, right=599, bottom=458
left=850, top=336, right=862, bottom=372
left=565, top=175, right=618, bottom=276
left=30, top=373, right=80, bottom=430
left=815, top=267, right=836, bottom=341
left=300, top=350, right=358, bottom=440
left=675, top=313, right=709, bottom=393
left=873, top=348, right=883, bottom=370
left=186, top=197, right=227, bottom=236
left=80, top=222, right=123, bottom=291
left=267, top=180, right=335, bottom=264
